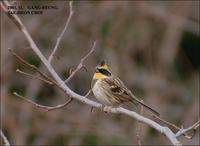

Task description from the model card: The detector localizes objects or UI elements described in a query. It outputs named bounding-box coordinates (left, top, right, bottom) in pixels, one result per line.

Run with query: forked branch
left=16, top=69, right=54, bottom=85
left=64, top=41, right=96, bottom=83
left=48, top=1, right=74, bottom=63
left=176, top=120, right=200, bottom=138
left=8, top=48, right=56, bottom=85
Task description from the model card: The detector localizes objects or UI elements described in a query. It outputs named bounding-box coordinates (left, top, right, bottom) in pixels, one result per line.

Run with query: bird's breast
left=92, top=80, right=114, bottom=106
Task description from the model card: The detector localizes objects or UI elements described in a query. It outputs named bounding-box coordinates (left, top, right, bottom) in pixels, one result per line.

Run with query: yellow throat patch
left=93, top=72, right=107, bottom=80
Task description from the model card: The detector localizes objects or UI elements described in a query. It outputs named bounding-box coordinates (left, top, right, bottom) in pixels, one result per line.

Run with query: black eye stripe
left=98, top=68, right=111, bottom=76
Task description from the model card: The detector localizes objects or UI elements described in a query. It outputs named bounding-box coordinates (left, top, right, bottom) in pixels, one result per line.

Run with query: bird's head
left=93, top=60, right=111, bottom=80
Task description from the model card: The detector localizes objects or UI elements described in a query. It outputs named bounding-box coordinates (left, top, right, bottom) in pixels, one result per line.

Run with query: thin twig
left=136, top=100, right=143, bottom=146
left=153, top=114, right=181, bottom=131
left=152, top=115, right=191, bottom=139
left=69, top=68, right=74, bottom=75
left=48, top=1, right=74, bottom=63
left=13, top=92, right=73, bottom=112
left=114, top=107, right=182, bottom=146
left=90, top=107, right=94, bottom=112
left=85, top=89, right=92, bottom=98
left=9, top=48, right=69, bottom=94
left=176, top=120, right=200, bottom=138
left=16, top=69, right=53, bottom=85
left=64, top=41, right=96, bottom=83
left=8, top=48, right=56, bottom=85
left=84, top=89, right=94, bottom=112
left=0, top=130, right=10, bottom=146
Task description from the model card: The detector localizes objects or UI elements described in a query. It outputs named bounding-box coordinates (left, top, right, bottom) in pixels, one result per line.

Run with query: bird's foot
left=103, top=106, right=113, bottom=113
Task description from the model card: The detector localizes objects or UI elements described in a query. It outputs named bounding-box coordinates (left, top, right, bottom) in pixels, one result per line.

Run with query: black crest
left=100, top=60, right=105, bottom=66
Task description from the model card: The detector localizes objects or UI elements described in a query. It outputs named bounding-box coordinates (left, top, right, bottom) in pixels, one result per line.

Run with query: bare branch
left=16, top=69, right=53, bottom=85
left=8, top=48, right=71, bottom=96
left=48, top=1, right=74, bottom=63
left=153, top=116, right=200, bottom=139
left=176, top=120, right=200, bottom=138
left=0, top=130, right=10, bottom=146
left=152, top=114, right=191, bottom=138
left=64, top=41, right=97, bottom=83
left=2, top=1, right=199, bottom=145
left=153, top=115, right=194, bottom=139
left=8, top=48, right=56, bottom=85
left=153, top=114, right=181, bottom=131
left=136, top=100, right=144, bottom=146
left=84, top=89, right=94, bottom=112
left=113, top=107, right=182, bottom=146
left=85, top=89, right=92, bottom=98
left=13, top=92, right=73, bottom=112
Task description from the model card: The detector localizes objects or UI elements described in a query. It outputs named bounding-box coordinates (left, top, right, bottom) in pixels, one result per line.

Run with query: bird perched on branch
left=92, top=60, right=160, bottom=116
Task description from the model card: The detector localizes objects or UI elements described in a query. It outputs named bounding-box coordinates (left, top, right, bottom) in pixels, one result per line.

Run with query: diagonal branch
left=48, top=1, right=74, bottom=63
left=8, top=48, right=56, bottom=85
left=113, top=107, right=182, bottom=146
left=8, top=48, right=70, bottom=94
left=153, top=114, right=181, bottom=131
left=16, top=69, right=54, bottom=85
left=13, top=92, right=73, bottom=112
left=64, top=41, right=96, bottom=83
left=152, top=114, right=193, bottom=139
left=176, top=120, right=200, bottom=138
left=0, top=130, right=10, bottom=146
left=136, top=100, right=144, bottom=146
left=84, top=89, right=92, bottom=98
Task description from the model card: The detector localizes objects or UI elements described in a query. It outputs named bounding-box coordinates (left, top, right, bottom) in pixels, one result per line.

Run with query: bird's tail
left=130, top=94, right=160, bottom=116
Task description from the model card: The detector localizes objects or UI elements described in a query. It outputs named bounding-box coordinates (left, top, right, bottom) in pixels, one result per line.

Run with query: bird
left=92, top=60, right=160, bottom=116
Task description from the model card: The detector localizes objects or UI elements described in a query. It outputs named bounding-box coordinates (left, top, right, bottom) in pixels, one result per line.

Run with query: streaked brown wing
left=102, top=77, right=160, bottom=116
left=102, top=76, right=132, bottom=103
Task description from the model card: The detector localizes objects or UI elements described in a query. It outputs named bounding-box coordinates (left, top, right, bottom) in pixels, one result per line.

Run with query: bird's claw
left=103, top=106, right=113, bottom=113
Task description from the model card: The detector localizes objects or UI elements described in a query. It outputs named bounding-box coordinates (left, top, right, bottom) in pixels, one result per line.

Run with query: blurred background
left=1, top=1, right=199, bottom=145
